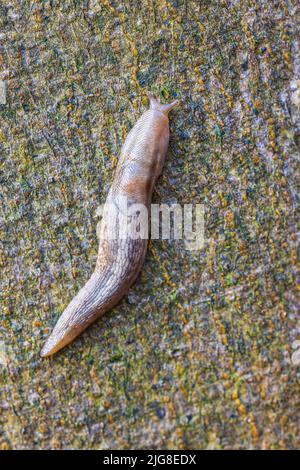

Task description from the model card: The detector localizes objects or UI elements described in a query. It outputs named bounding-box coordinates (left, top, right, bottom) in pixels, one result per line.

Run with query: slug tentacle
left=147, top=92, right=179, bottom=115
left=41, top=93, right=178, bottom=357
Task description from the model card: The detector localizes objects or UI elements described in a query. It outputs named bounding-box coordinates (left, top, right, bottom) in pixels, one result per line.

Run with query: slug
left=40, top=93, right=179, bottom=357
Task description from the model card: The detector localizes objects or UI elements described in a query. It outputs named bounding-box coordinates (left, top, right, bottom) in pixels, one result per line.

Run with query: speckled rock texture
left=0, top=0, right=299, bottom=450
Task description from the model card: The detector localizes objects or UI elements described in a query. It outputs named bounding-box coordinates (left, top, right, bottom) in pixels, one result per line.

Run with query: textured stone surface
left=0, top=0, right=299, bottom=449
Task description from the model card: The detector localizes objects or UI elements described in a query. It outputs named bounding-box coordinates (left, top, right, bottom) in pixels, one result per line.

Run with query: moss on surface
left=0, top=0, right=299, bottom=449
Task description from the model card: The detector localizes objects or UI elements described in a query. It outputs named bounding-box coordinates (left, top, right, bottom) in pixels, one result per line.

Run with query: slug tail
left=40, top=271, right=120, bottom=357
left=147, top=92, right=179, bottom=115
left=40, top=331, right=71, bottom=357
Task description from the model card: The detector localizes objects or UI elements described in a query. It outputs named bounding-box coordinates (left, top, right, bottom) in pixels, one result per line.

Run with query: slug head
left=147, top=92, right=179, bottom=116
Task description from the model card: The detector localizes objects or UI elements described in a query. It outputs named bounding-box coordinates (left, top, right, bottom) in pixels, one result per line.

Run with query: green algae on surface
left=0, top=0, right=299, bottom=450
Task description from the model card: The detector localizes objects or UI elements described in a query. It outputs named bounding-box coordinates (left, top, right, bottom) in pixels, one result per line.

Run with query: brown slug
left=40, top=93, right=179, bottom=357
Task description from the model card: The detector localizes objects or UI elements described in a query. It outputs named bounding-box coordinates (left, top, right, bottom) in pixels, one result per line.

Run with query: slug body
left=40, top=94, right=178, bottom=357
